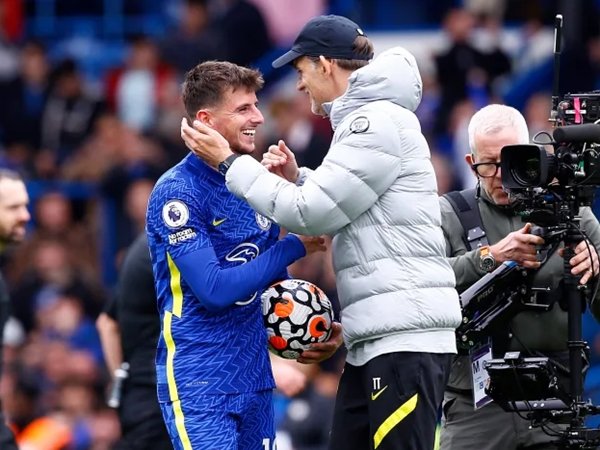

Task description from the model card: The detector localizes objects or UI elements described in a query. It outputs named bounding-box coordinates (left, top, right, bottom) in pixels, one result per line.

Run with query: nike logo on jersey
left=212, top=218, right=227, bottom=227
left=371, top=385, right=388, bottom=401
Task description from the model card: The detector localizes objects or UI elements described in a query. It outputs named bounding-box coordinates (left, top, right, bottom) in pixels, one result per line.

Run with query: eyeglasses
left=471, top=162, right=501, bottom=178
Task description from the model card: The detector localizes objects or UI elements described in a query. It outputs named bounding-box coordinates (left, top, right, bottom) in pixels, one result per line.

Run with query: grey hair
left=0, top=169, right=23, bottom=183
left=467, top=104, right=529, bottom=156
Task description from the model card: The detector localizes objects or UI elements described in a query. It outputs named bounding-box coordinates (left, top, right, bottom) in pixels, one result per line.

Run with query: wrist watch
left=478, top=245, right=496, bottom=273
left=217, top=153, right=240, bottom=176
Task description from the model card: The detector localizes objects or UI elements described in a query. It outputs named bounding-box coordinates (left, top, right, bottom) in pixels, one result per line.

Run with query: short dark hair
left=182, top=61, right=264, bottom=119
left=305, top=35, right=373, bottom=71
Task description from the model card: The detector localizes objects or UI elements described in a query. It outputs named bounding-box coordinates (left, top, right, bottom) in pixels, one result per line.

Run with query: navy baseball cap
left=272, top=15, right=372, bottom=68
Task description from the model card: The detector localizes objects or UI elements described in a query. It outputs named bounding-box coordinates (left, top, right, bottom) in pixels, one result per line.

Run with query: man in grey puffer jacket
left=181, top=14, right=462, bottom=450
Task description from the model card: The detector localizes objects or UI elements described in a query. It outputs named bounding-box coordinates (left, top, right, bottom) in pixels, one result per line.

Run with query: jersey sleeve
left=147, top=175, right=306, bottom=311
left=147, top=176, right=212, bottom=259
left=174, top=234, right=305, bottom=311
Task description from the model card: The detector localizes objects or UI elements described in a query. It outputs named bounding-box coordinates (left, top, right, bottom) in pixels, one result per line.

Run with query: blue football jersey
left=146, top=154, right=280, bottom=401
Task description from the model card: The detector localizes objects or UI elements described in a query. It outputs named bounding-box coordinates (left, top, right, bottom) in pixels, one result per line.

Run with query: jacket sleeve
left=439, top=196, right=489, bottom=293
left=226, top=112, right=406, bottom=236
left=580, top=206, right=600, bottom=320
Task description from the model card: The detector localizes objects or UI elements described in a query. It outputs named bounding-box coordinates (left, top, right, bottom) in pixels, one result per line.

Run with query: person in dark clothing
left=433, top=8, right=511, bottom=136
left=0, top=40, right=49, bottom=150
left=210, top=0, right=272, bottom=67
left=97, top=233, right=172, bottom=450
left=0, top=169, right=31, bottom=450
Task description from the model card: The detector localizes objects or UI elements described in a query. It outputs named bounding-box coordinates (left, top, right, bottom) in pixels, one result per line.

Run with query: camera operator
left=438, top=104, right=600, bottom=450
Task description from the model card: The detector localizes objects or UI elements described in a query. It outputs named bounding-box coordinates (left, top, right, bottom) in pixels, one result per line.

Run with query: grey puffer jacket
left=226, top=47, right=462, bottom=365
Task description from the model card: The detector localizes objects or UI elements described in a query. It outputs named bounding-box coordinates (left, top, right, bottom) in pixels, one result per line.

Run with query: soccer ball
left=262, top=279, right=334, bottom=359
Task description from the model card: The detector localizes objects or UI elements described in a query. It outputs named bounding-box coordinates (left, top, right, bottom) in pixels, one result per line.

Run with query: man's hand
left=261, top=140, right=299, bottom=182
left=271, top=357, right=308, bottom=397
left=180, top=118, right=233, bottom=168
left=563, top=239, right=599, bottom=285
left=490, top=223, right=544, bottom=269
left=295, top=235, right=326, bottom=255
left=297, top=322, right=343, bottom=364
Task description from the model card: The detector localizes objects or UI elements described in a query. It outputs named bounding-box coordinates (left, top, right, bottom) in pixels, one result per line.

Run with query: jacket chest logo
left=349, top=116, right=370, bottom=133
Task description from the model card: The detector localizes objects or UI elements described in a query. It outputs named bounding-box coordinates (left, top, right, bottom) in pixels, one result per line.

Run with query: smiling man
left=145, top=61, right=335, bottom=450
left=181, top=15, right=462, bottom=450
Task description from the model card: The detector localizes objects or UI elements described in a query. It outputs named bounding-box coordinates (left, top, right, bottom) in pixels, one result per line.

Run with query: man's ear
left=318, top=55, right=333, bottom=75
left=465, top=153, right=475, bottom=170
left=196, top=110, right=212, bottom=127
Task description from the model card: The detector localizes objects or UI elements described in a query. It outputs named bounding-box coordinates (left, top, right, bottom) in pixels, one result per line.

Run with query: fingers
left=581, top=269, right=594, bottom=286
left=261, top=150, right=285, bottom=168
left=297, top=343, right=335, bottom=364
left=328, top=322, right=343, bottom=339
left=570, top=242, right=598, bottom=272
left=296, top=322, right=343, bottom=364
left=567, top=242, right=598, bottom=284
left=520, top=260, right=542, bottom=270
left=181, top=118, right=206, bottom=149
left=263, top=144, right=288, bottom=167
left=278, top=140, right=294, bottom=159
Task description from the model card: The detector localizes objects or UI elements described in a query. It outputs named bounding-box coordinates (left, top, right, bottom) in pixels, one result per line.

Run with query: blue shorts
left=160, top=390, right=275, bottom=450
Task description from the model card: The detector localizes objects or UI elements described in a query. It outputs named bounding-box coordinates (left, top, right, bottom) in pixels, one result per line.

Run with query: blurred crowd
left=1, top=0, right=600, bottom=448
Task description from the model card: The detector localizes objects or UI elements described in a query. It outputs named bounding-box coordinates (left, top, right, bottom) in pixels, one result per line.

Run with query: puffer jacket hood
left=324, top=46, right=423, bottom=128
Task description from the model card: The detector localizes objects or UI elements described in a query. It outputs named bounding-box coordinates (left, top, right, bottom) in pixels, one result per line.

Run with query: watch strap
left=217, top=153, right=239, bottom=176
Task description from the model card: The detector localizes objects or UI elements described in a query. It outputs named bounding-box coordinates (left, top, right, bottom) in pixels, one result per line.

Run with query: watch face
left=481, top=256, right=495, bottom=272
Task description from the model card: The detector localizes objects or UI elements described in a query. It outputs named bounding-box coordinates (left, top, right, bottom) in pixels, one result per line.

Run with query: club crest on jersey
left=162, top=200, right=189, bottom=228
left=255, top=212, right=271, bottom=231
left=226, top=243, right=260, bottom=306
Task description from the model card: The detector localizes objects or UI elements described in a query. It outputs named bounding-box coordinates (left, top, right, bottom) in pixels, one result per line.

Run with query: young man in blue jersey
left=145, top=60, right=336, bottom=450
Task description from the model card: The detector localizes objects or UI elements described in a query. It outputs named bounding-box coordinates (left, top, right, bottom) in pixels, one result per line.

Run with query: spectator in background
left=7, top=190, right=99, bottom=284
left=0, top=169, right=31, bottom=450
left=61, top=112, right=166, bottom=184
left=433, top=8, right=510, bottom=136
left=10, top=238, right=106, bottom=333
left=123, top=178, right=155, bottom=235
left=0, top=40, right=49, bottom=151
left=210, top=0, right=272, bottom=67
left=106, top=35, right=176, bottom=132
left=153, top=75, right=190, bottom=167
left=159, top=0, right=224, bottom=74
left=431, top=151, right=459, bottom=195
left=522, top=91, right=553, bottom=139
left=277, top=361, right=341, bottom=450
left=40, top=58, right=104, bottom=167
left=248, top=0, right=325, bottom=46
left=0, top=1, right=19, bottom=81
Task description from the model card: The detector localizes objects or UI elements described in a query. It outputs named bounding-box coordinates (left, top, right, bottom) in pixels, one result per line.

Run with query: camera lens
left=512, top=155, right=541, bottom=186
